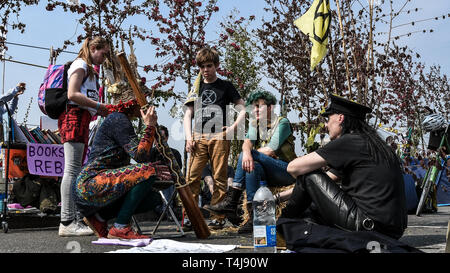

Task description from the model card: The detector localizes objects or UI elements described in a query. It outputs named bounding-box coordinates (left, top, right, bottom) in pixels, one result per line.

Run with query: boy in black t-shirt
left=283, top=94, right=407, bottom=239
left=183, top=47, right=246, bottom=230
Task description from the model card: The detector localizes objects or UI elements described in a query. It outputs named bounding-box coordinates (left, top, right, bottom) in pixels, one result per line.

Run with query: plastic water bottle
left=253, top=181, right=277, bottom=253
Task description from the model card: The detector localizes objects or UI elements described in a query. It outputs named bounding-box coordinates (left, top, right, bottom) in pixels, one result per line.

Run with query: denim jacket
left=0, top=86, right=21, bottom=119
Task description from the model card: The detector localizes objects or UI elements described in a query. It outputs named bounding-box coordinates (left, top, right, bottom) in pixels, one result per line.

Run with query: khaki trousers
left=187, top=132, right=230, bottom=221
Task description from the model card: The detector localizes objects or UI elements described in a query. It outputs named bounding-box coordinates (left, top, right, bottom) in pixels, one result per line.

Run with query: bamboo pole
left=373, top=0, right=393, bottom=127
left=367, top=0, right=376, bottom=106
left=1, top=56, right=5, bottom=95
left=327, top=26, right=339, bottom=95
left=335, top=0, right=353, bottom=97
left=348, top=6, right=363, bottom=101
left=315, top=66, right=328, bottom=98
left=1, top=25, right=5, bottom=95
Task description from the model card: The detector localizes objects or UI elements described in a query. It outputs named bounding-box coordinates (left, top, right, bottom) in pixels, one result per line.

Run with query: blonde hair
left=77, top=36, right=109, bottom=79
left=196, top=47, right=220, bottom=67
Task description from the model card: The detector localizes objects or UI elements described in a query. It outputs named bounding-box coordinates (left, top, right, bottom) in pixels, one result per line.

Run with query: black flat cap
left=322, top=94, right=372, bottom=120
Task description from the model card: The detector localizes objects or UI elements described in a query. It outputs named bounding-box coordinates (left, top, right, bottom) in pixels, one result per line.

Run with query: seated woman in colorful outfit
left=73, top=88, right=172, bottom=239
left=204, top=90, right=297, bottom=233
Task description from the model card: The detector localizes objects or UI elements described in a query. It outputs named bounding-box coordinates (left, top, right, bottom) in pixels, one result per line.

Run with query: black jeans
left=281, top=171, right=374, bottom=233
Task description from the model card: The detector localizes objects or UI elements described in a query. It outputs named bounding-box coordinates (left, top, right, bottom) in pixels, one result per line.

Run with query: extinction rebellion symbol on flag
left=294, top=0, right=331, bottom=70
left=313, top=0, right=331, bottom=44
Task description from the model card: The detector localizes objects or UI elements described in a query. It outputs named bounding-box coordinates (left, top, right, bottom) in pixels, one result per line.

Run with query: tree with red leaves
left=141, top=0, right=219, bottom=98
left=45, top=0, right=145, bottom=56
left=142, top=0, right=219, bottom=174
left=0, top=1, right=39, bottom=53
left=217, top=11, right=261, bottom=99
left=257, top=0, right=323, bottom=149
left=258, top=0, right=449, bottom=155
left=216, top=10, right=262, bottom=166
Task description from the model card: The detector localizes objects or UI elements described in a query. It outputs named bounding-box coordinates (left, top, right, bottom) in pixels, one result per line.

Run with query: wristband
left=95, top=102, right=101, bottom=111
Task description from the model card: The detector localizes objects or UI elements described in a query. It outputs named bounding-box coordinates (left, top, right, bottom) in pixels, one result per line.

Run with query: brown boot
left=238, top=202, right=253, bottom=234
left=203, top=187, right=243, bottom=226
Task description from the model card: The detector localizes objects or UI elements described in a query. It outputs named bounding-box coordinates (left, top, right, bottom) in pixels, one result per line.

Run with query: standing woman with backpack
left=57, top=36, right=110, bottom=237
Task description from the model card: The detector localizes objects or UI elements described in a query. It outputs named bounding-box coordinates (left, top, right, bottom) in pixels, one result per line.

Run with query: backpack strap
left=63, top=62, right=90, bottom=112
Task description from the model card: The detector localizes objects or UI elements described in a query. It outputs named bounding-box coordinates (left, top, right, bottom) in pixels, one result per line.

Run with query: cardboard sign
left=26, top=143, right=64, bottom=177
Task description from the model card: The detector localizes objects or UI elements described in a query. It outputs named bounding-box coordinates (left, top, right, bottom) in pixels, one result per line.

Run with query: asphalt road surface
left=0, top=207, right=448, bottom=254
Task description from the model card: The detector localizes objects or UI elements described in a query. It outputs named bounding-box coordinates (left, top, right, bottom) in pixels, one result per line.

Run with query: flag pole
left=1, top=57, right=5, bottom=95
left=1, top=28, right=5, bottom=95
left=326, top=26, right=339, bottom=95
left=315, top=66, right=328, bottom=98
left=335, top=0, right=353, bottom=98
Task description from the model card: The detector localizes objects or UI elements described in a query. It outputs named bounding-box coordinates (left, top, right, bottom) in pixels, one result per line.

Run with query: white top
left=67, top=58, right=99, bottom=116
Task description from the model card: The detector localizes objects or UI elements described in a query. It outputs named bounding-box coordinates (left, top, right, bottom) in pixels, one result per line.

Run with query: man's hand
left=16, top=82, right=26, bottom=95
left=186, top=139, right=195, bottom=153
left=242, top=151, right=254, bottom=173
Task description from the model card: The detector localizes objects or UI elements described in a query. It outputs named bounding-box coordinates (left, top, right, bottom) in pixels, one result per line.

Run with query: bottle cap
left=260, top=180, right=267, bottom=186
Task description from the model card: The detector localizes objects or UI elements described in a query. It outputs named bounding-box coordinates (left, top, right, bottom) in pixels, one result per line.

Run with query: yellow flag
left=184, top=72, right=202, bottom=105
left=294, top=0, right=330, bottom=70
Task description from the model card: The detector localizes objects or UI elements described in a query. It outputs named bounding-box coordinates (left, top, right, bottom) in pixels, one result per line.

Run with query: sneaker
left=182, top=219, right=193, bottom=232
left=83, top=216, right=108, bottom=238
left=208, top=219, right=226, bottom=230
left=58, top=220, right=95, bottom=237
left=107, top=226, right=149, bottom=239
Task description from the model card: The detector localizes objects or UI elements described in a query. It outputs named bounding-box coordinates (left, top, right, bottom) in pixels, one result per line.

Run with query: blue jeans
left=233, top=150, right=296, bottom=202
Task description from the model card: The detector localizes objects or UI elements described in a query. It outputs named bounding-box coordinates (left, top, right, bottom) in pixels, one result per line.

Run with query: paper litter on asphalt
left=92, top=238, right=152, bottom=247
left=107, top=239, right=239, bottom=253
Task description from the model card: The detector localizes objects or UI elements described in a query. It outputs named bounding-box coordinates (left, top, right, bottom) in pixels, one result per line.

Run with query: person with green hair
left=204, top=90, right=297, bottom=233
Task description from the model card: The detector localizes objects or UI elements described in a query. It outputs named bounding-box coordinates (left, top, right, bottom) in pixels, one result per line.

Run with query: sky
left=1, top=0, right=449, bottom=156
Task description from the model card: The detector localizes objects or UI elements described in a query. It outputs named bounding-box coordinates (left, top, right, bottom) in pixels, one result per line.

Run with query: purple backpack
left=38, top=63, right=71, bottom=119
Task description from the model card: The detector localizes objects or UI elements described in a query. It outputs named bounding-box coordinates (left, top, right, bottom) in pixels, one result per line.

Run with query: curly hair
left=245, top=90, right=277, bottom=107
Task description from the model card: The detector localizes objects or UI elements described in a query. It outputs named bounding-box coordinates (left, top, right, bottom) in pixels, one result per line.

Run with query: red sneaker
left=107, top=226, right=150, bottom=239
left=83, top=216, right=108, bottom=238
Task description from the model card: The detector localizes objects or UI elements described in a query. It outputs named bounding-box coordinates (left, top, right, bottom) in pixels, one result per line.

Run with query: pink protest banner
left=26, top=143, right=91, bottom=177
left=26, top=143, right=65, bottom=177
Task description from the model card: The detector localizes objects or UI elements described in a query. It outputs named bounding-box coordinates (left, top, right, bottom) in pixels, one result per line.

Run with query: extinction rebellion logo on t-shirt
left=194, top=88, right=223, bottom=134
left=201, top=89, right=217, bottom=105
left=189, top=79, right=278, bottom=140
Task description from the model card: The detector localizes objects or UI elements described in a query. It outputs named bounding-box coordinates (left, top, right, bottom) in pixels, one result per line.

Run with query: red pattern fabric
left=58, top=104, right=92, bottom=147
